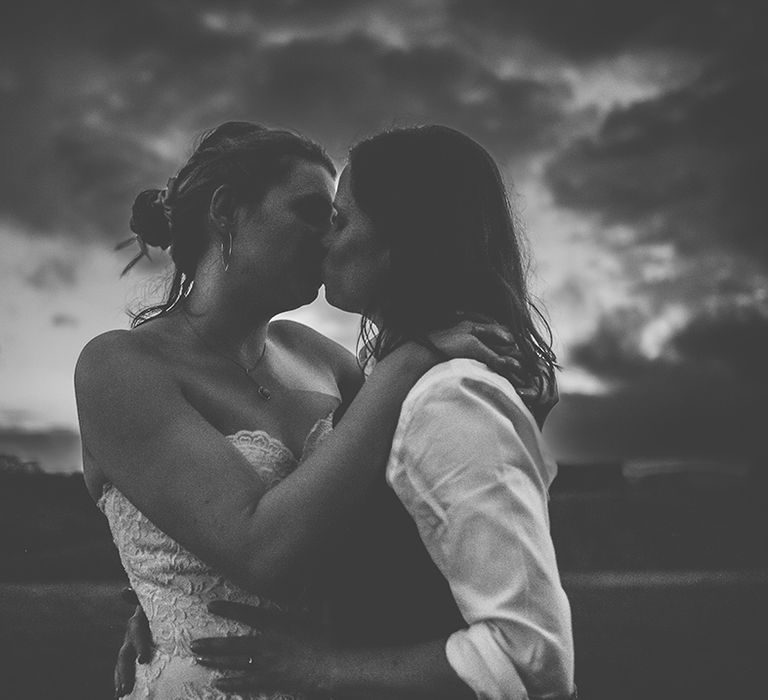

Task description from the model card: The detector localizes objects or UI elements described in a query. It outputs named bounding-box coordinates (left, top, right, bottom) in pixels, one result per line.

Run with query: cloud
left=51, top=313, right=79, bottom=328
left=238, top=34, right=571, bottom=158
left=26, top=258, right=78, bottom=290
left=669, top=305, right=768, bottom=378
left=0, top=3, right=574, bottom=246
left=448, top=0, right=764, bottom=61
left=568, top=295, right=768, bottom=402
left=545, top=55, right=768, bottom=262
left=2, top=0, right=764, bottom=463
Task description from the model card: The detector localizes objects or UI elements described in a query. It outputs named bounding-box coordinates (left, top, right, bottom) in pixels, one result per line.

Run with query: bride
left=75, top=122, right=522, bottom=699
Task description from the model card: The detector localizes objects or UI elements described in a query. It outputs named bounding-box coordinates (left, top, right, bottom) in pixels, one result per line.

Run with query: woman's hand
left=427, top=316, right=559, bottom=428
left=191, top=601, right=331, bottom=695
left=196, top=601, right=475, bottom=698
left=114, top=604, right=153, bottom=698
left=427, top=318, right=519, bottom=372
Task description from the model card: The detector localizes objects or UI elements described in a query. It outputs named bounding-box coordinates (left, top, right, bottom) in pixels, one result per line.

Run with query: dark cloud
left=50, top=313, right=79, bottom=327
left=569, top=307, right=658, bottom=382
left=546, top=55, right=768, bottom=261
left=0, top=1, right=256, bottom=241
left=448, top=0, right=763, bottom=61
left=0, top=116, right=171, bottom=241
left=238, top=34, right=570, bottom=158
left=571, top=302, right=768, bottom=382
left=554, top=298, right=768, bottom=462
left=2, top=0, right=765, bottom=464
left=0, top=4, right=571, bottom=243
left=26, top=258, right=79, bottom=290
left=669, top=306, right=768, bottom=379
left=563, top=300, right=768, bottom=462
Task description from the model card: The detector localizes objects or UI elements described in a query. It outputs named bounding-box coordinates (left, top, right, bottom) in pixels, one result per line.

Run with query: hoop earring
left=221, top=230, right=233, bottom=272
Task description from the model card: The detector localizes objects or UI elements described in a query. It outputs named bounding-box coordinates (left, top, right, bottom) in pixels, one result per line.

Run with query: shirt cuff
left=446, top=626, right=529, bottom=700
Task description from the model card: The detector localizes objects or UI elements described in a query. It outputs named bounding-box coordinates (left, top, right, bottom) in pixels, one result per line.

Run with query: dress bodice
left=99, top=415, right=333, bottom=700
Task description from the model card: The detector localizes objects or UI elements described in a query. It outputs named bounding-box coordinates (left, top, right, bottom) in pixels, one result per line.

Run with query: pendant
left=257, top=385, right=271, bottom=401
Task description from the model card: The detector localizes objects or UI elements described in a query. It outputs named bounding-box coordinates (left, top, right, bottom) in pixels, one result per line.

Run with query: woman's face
left=230, top=159, right=336, bottom=313
left=321, top=165, right=389, bottom=314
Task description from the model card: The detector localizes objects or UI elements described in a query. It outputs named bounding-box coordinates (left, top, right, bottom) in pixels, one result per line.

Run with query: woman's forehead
left=280, top=160, right=336, bottom=198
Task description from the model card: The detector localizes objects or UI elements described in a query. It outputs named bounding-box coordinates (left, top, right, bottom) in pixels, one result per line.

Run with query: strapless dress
left=98, top=415, right=333, bottom=700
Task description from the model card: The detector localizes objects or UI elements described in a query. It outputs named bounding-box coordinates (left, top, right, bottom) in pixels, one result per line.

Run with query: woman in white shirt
left=190, top=125, right=576, bottom=699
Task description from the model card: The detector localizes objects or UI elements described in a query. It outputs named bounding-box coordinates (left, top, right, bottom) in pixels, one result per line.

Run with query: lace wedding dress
left=98, top=415, right=333, bottom=700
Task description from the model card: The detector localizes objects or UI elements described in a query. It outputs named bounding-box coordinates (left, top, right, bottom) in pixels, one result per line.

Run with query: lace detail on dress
left=98, top=415, right=333, bottom=700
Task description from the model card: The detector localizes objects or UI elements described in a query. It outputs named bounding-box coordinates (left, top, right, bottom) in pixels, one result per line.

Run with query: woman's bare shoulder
left=75, top=326, right=172, bottom=400
left=270, top=320, right=363, bottom=406
left=270, top=320, right=357, bottom=370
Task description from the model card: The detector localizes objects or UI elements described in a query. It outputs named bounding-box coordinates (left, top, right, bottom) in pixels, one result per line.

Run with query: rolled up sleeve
left=386, top=359, right=574, bottom=700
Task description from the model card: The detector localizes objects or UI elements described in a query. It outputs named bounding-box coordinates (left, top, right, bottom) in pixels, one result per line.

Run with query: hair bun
left=130, top=189, right=172, bottom=249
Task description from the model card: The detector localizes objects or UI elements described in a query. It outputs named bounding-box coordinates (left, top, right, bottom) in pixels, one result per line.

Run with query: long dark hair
left=348, top=124, right=557, bottom=403
left=126, top=121, right=335, bottom=327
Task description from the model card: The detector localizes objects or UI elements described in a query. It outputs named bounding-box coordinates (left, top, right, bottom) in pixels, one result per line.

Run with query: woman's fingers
left=465, top=336, right=524, bottom=375
left=128, top=608, right=153, bottom=664
left=195, top=654, right=257, bottom=671
left=213, top=674, right=264, bottom=693
left=190, top=635, right=260, bottom=656
left=469, top=322, right=515, bottom=347
left=120, top=587, right=139, bottom=605
left=114, top=642, right=136, bottom=697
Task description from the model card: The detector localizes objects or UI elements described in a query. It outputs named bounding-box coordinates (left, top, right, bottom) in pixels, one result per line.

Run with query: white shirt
left=385, top=359, right=575, bottom=700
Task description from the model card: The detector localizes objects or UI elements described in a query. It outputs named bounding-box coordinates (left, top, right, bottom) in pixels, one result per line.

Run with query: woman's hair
left=348, top=124, right=557, bottom=403
left=127, top=121, right=336, bottom=327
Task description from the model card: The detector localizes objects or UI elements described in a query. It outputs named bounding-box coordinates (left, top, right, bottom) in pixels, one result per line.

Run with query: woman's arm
left=76, top=331, right=436, bottom=595
left=76, top=323, right=511, bottom=596
left=193, top=359, right=574, bottom=699
left=114, top=605, right=153, bottom=698
left=193, top=604, right=473, bottom=699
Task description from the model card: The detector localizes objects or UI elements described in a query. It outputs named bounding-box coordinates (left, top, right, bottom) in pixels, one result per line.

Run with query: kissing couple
left=76, top=122, right=575, bottom=699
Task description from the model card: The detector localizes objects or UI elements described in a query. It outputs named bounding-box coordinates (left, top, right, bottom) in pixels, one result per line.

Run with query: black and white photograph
left=1, top=1, right=766, bottom=698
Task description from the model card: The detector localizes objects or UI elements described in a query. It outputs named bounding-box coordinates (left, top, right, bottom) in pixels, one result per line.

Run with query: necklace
left=181, top=311, right=272, bottom=401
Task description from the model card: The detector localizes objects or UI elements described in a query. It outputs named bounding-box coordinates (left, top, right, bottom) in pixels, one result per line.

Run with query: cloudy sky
left=1, top=0, right=766, bottom=471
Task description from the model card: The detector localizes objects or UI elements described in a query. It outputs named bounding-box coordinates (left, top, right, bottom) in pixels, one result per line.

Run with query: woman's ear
left=209, top=184, right=237, bottom=245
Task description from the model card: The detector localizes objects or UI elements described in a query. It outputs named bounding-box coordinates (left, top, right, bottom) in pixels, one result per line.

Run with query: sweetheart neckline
left=226, top=427, right=298, bottom=462
left=97, top=413, right=333, bottom=507
left=225, top=413, right=332, bottom=465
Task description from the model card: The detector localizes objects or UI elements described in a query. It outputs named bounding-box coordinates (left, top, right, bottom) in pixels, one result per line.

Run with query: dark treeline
left=3, top=464, right=767, bottom=581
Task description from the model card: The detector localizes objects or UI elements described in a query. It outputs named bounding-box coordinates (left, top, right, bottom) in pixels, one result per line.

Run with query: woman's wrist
left=371, top=340, right=441, bottom=377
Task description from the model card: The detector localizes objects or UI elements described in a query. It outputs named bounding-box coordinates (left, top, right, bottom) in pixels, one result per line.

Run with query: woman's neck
left=181, top=275, right=272, bottom=368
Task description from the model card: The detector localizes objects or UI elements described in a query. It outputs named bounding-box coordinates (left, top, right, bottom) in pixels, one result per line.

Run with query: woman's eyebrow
left=294, top=192, right=333, bottom=209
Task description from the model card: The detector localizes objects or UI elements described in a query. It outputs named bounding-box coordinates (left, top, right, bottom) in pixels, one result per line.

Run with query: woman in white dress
left=76, top=122, right=520, bottom=700
left=118, top=125, right=576, bottom=699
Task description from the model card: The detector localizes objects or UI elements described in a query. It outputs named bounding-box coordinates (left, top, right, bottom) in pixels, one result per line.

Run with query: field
left=2, top=574, right=766, bottom=699
left=2, top=468, right=766, bottom=698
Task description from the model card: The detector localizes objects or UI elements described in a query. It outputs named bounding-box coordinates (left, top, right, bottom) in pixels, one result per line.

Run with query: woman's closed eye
left=295, top=196, right=334, bottom=229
